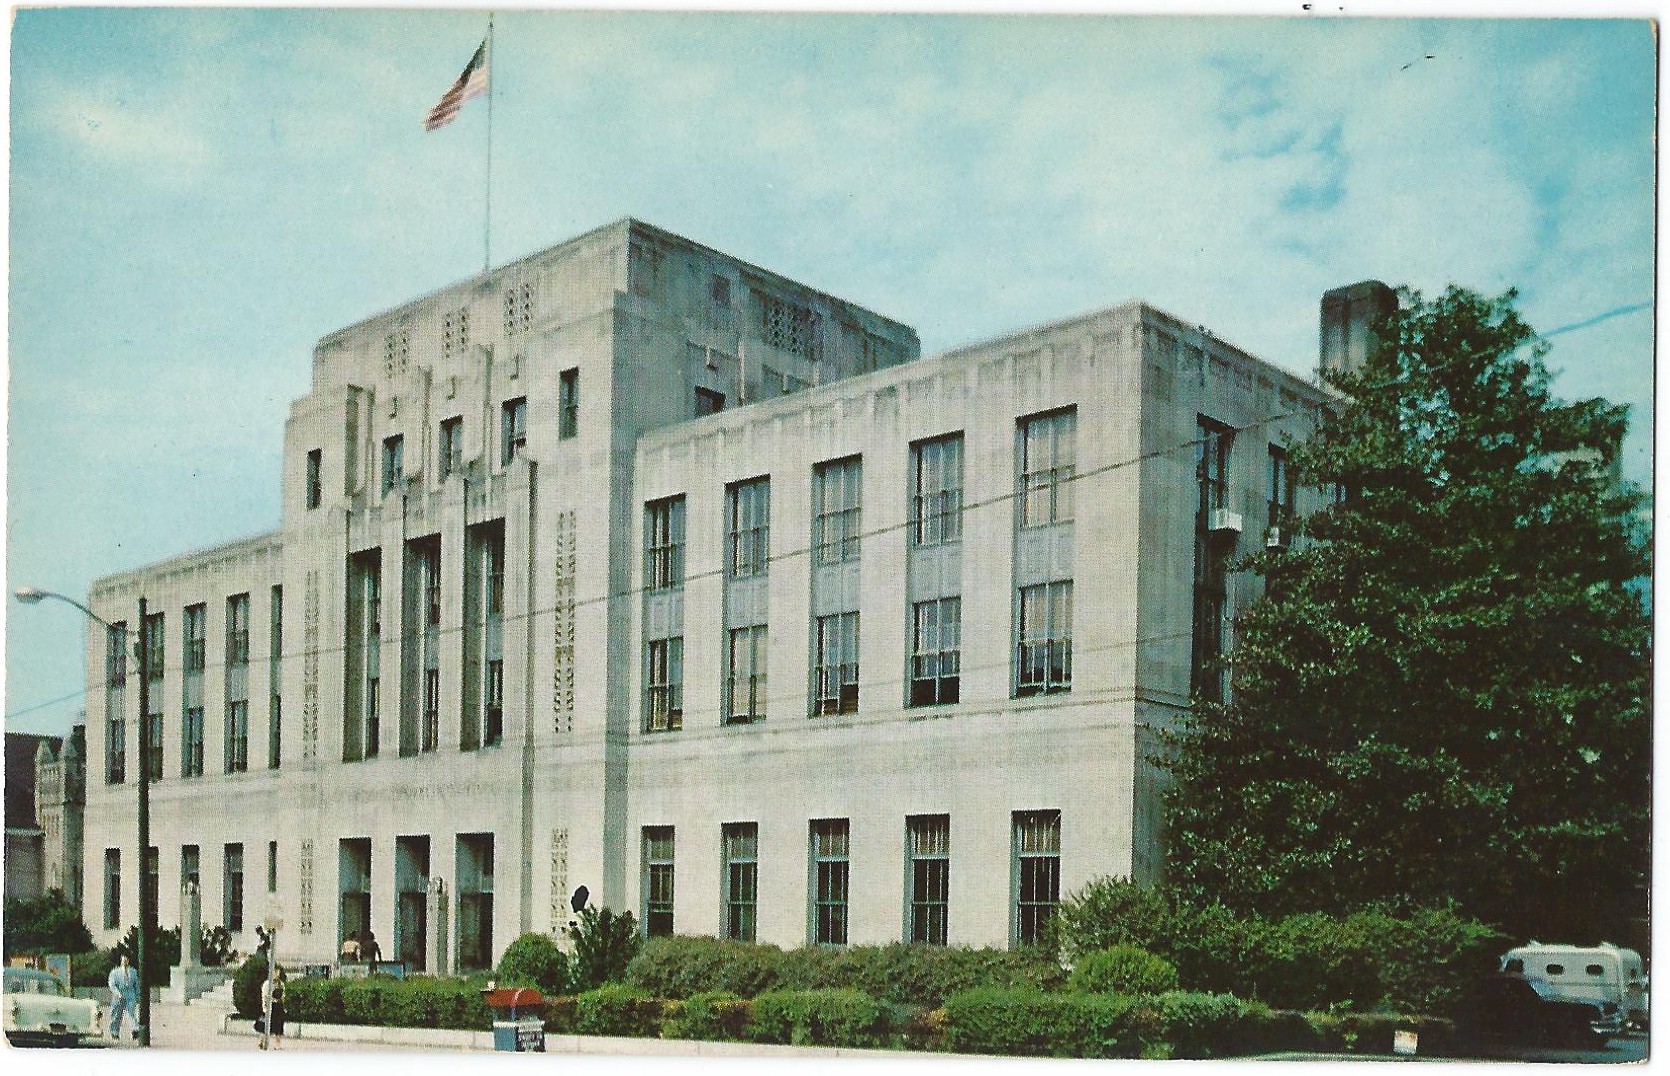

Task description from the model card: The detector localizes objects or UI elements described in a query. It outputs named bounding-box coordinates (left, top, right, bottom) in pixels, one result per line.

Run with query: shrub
left=750, top=988, right=892, bottom=1048
left=199, top=926, right=234, bottom=967
left=566, top=907, right=640, bottom=991
left=901, top=1006, right=951, bottom=1052
left=497, top=932, right=569, bottom=995
left=663, top=990, right=754, bottom=1041
left=779, top=943, right=1063, bottom=1008
left=71, top=948, right=118, bottom=989
left=542, top=995, right=578, bottom=1033
left=942, top=987, right=1158, bottom=1059
left=114, top=924, right=182, bottom=987
left=1069, top=946, right=1180, bottom=995
left=574, top=984, right=665, bottom=1037
left=626, top=936, right=786, bottom=999
left=3, top=889, right=93, bottom=957
left=285, top=975, right=493, bottom=1031
left=1151, top=991, right=1243, bottom=1058
left=232, top=954, right=268, bottom=1017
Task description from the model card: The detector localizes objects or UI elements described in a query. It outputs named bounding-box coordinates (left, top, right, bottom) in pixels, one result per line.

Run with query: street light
left=14, top=586, right=154, bottom=1047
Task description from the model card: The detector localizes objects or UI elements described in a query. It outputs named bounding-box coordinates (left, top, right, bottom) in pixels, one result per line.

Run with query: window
left=726, top=478, right=771, bottom=578
left=181, top=844, right=200, bottom=891
left=813, top=458, right=863, bottom=564
left=1020, top=410, right=1076, bottom=527
left=909, top=598, right=961, bottom=706
left=1197, top=417, right=1233, bottom=520
left=442, top=305, right=470, bottom=362
left=645, top=637, right=684, bottom=733
left=1013, top=811, right=1060, bottom=947
left=184, top=604, right=206, bottom=673
left=106, top=711, right=126, bottom=785
left=1268, top=445, right=1294, bottom=527
left=759, top=293, right=821, bottom=361
left=484, top=659, right=503, bottom=747
left=439, top=417, right=463, bottom=480
left=642, top=827, right=675, bottom=937
left=1017, top=581, right=1073, bottom=696
left=424, top=546, right=442, bottom=627
left=107, top=621, right=129, bottom=683
left=226, top=700, right=248, bottom=773
left=383, top=328, right=409, bottom=377
left=423, top=669, right=440, bottom=752
left=183, top=705, right=204, bottom=777
left=501, top=397, right=528, bottom=465
left=912, top=435, right=964, bottom=545
left=694, top=387, right=725, bottom=416
left=268, top=586, right=283, bottom=770
left=503, top=283, right=533, bottom=336
left=305, top=449, right=323, bottom=509
left=907, top=815, right=950, bottom=945
left=644, top=497, right=686, bottom=592
left=224, top=844, right=244, bottom=933
left=812, top=612, right=860, bottom=716
left=106, top=623, right=127, bottom=785
left=143, top=612, right=163, bottom=782
left=711, top=274, right=731, bottom=308
left=104, top=849, right=121, bottom=930
left=381, top=435, right=404, bottom=495
left=726, top=625, right=768, bottom=725
left=267, top=840, right=278, bottom=893
left=559, top=368, right=579, bottom=440
left=722, top=823, right=758, bottom=942
left=809, top=820, right=850, bottom=945
left=226, top=594, right=250, bottom=667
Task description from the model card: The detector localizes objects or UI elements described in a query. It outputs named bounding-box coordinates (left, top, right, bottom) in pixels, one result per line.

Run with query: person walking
left=107, top=953, right=140, bottom=1041
left=260, top=967, right=287, bottom=1049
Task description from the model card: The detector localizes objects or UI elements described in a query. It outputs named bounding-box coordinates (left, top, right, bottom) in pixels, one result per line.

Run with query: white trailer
left=1501, top=941, right=1647, bottom=1031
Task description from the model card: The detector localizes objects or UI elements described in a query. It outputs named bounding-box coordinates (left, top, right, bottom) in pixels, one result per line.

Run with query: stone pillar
left=426, top=876, right=449, bottom=977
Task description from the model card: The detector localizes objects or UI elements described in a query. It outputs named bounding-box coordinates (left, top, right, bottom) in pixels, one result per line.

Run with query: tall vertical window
left=104, top=849, right=121, bottom=930
left=423, top=669, right=440, bottom=752
left=907, top=815, right=951, bottom=945
left=439, top=417, right=463, bottom=480
left=181, top=844, right=200, bottom=891
left=1012, top=811, right=1061, bottom=947
left=909, top=598, right=961, bottom=706
left=226, top=594, right=250, bottom=773
left=224, top=844, right=244, bottom=933
left=226, top=594, right=250, bottom=666
left=809, top=819, right=850, bottom=945
left=726, top=478, right=771, bottom=578
left=424, top=545, right=442, bottom=627
left=501, top=397, right=527, bottom=465
left=722, top=823, right=758, bottom=942
left=912, top=435, right=964, bottom=545
left=381, top=435, right=404, bottom=495
left=645, top=638, right=683, bottom=733
left=812, top=612, right=860, bottom=716
left=559, top=368, right=579, bottom=440
left=642, top=827, right=675, bottom=938
left=484, top=659, right=503, bottom=747
left=226, top=700, right=249, bottom=774
left=105, top=622, right=127, bottom=785
left=813, top=458, right=863, bottom=564
left=1017, top=582, right=1073, bottom=696
left=268, top=586, right=283, bottom=770
left=305, top=449, right=323, bottom=509
left=1019, top=410, right=1076, bottom=527
left=143, top=613, right=164, bottom=783
left=645, top=497, right=686, bottom=592
left=725, top=625, right=768, bottom=725
left=267, top=840, right=279, bottom=893
left=182, top=604, right=206, bottom=778
left=1267, top=445, right=1294, bottom=527
left=1197, top=417, right=1233, bottom=519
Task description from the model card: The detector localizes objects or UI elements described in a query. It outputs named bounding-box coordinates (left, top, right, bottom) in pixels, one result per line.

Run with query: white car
left=3, top=967, right=102, bottom=1048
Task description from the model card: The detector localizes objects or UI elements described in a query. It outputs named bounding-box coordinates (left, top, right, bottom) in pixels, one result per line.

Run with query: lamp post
left=15, top=586, right=153, bottom=1047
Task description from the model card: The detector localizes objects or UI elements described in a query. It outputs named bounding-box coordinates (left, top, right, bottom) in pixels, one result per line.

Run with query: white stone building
left=79, top=219, right=1339, bottom=968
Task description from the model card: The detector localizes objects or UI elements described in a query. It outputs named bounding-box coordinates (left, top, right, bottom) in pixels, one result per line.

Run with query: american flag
left=424, top=40, right=489, bottom=132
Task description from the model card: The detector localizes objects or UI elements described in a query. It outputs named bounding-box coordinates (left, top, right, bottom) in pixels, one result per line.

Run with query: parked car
left=3, top=966, right=102, bottom=1048
left=1464, top=973, right=1619, bottom=1049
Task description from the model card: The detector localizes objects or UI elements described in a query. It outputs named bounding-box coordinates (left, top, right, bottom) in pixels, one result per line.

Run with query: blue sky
left=5, top=8, right=1656, bottom=736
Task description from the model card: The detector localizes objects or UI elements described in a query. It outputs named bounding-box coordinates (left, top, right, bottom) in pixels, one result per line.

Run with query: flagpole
left=484, top=12, right=495, bottom=275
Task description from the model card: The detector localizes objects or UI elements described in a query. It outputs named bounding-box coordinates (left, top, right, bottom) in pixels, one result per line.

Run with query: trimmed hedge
left=943, top=988, right=1162, bottom=1059
left=624, top=936, right=1060, bottom=1008
left=284, top=975, right=493, bottom=1030
left=1069, top=946, right=1179, bottom=995
left=750, top=988, right=892, bottom=1048
left=574, top=984, right=668, bottom=1038
left=663, top=991, right=754, bottom=1042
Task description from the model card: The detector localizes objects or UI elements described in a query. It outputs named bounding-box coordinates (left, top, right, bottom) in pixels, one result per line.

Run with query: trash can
left=483, top=987, right=546, bottom=1052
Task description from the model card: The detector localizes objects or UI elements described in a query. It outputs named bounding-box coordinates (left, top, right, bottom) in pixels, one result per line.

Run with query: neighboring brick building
left=80, top=219, right=1335, bottom=967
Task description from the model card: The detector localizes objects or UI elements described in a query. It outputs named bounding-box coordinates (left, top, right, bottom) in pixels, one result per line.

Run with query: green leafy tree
left=497, top=931, right=570, bottom=994
left=1165, top=286, right=1650, bottom=942
left=2, top=889, right=93, bottom=957
left=565, top=906, right=640, bottom=991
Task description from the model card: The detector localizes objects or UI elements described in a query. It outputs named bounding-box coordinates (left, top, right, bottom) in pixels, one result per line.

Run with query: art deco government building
left=80, top=219, right=1365, bottom=971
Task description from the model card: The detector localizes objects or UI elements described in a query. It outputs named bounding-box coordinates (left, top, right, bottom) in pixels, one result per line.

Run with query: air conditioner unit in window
left=1208, top=508, right=1243, bottom=534
left=1265, top=525, right=1288, bottom=550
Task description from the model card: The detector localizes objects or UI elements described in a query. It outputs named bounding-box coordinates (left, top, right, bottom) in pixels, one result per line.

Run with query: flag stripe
left=424, top=41, right=489, bottom=132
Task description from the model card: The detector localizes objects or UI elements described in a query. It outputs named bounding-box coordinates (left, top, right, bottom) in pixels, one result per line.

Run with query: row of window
left=102, top=840, right=275, bottom=936
left=641, top=810, right=1061, bottom=948
left=642, top=411, right=1076, bottom=731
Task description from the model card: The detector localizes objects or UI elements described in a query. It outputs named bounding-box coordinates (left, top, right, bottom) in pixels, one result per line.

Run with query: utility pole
left=135, top=596, right=152, bottom=1047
